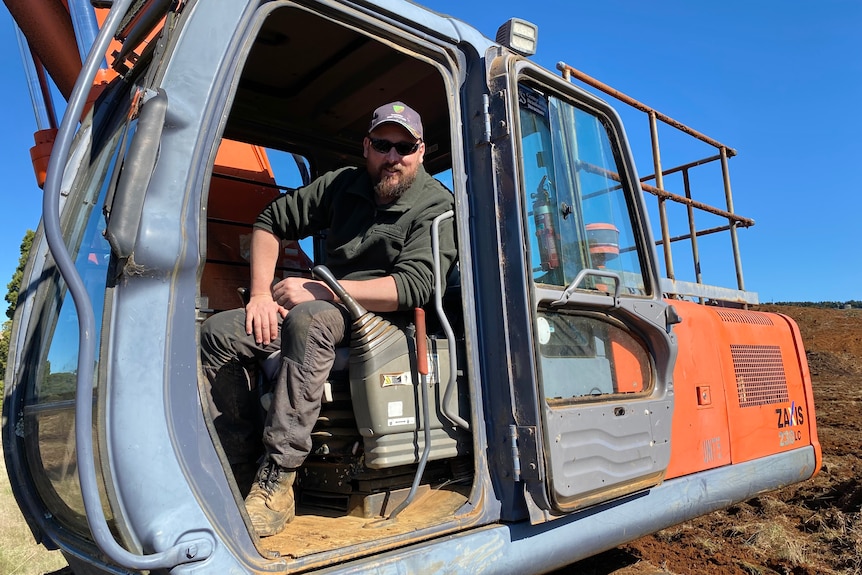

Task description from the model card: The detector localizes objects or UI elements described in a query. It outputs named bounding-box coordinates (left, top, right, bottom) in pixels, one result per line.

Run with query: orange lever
left=415, top=308, right=428, bottom=376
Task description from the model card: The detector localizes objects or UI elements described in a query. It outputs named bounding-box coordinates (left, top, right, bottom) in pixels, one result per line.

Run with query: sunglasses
left=369, top=137, right=421, bottom=156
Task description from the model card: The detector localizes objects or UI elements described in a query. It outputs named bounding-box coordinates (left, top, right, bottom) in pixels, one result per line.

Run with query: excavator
left=2, top=1, right=820, bottom=574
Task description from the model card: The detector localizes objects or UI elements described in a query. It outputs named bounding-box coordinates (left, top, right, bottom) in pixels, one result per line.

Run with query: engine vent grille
left=716, top=309, right=774, bottom=326
left=731, top=344, right=789, bottom=407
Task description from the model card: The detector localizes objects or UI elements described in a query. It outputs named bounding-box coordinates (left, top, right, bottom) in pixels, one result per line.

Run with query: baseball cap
left=368, top=101, right=423, bottom=140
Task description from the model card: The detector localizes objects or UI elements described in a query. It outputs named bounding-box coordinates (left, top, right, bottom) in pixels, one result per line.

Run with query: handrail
left=575, top=160, right=754, bottom=228
left=432, top=210, right=469, bottom=431
left=557, top=62, right=736, bottom=155
left=557, top=61, right=751, bottom=299
left=41, top=0, right=212, bottom=568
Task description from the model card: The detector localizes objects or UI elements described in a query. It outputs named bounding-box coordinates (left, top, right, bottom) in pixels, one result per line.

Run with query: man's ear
left=362, top=136, right=370, bottom=159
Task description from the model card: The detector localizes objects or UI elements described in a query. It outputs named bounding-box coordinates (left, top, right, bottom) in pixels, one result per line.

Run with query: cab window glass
left=536, top=311, right=653, bottom=403
left=519, top=84, right=647, bottom=296
left=22, top=115, right=133, bottom=532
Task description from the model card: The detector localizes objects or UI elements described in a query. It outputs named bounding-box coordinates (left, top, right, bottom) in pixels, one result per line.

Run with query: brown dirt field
left=567, top=304, right=862, bottom=575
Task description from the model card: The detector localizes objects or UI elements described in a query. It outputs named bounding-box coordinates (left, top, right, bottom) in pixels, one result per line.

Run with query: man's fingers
left=246, top=311, right=269, bottom=345
left=244, top=299, right=283, bottom=345
left=254, top=311, right=283, bottom=345
left=268, top=314, right=281, bottom=342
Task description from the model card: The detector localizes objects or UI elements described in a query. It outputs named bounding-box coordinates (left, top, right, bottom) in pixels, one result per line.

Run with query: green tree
left=1, top=229, right=35, bottom=395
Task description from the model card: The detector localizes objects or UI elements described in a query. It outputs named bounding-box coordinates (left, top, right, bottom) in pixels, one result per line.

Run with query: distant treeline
left=768, top=301, right=861, bottom=309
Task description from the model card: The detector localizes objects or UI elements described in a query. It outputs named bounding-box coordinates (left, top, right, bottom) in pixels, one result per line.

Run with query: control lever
left=312, top=263, right=402, bottom=359
left=311, top=266, right=433, bottom=524
left=385, top=308, right=432, bottom=522
left=312, top=265, right=367, bottom=321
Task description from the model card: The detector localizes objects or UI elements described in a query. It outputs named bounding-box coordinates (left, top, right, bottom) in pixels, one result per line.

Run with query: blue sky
left=0, top=1, right=859, bottom=303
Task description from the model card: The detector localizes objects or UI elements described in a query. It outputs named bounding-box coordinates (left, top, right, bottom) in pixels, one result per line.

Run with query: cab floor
left=261, top=484, right=471, bottom=559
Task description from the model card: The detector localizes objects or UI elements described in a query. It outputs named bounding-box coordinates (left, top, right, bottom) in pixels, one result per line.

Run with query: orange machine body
left=665, top=301, right=821, bottom=480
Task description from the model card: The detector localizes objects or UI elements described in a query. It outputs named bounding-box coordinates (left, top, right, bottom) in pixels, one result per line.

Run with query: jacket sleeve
left=391, top=187, right=457, bottom=310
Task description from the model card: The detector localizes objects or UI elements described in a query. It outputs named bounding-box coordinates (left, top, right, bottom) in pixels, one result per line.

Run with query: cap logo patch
left=368, top=101, right=424, bottom=139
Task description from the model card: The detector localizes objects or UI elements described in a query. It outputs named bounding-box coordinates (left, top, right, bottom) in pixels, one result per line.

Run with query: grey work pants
left=200, top=301, right=350, bottom=470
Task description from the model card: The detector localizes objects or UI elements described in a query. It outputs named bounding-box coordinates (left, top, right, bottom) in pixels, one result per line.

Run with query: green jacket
left=254, top=166, right=456, bottom=310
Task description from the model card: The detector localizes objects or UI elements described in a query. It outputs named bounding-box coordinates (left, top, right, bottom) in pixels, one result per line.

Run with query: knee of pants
left=200, top=309, right=246, bottom=356
left=281, top=301, right=348, bottom=362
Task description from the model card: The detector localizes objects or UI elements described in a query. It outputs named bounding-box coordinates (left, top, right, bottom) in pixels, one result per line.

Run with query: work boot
left=244, top=460, right=296, bottom=537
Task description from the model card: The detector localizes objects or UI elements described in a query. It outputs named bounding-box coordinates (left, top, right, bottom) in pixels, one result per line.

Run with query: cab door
left=488, top=56, right=679, bottom=520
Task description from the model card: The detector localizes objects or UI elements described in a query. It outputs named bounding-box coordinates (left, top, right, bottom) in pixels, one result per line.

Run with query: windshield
left=519, top=84, right=647, bottom=296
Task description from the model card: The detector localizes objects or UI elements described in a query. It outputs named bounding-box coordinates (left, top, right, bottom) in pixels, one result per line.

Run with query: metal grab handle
left=432, top=210, right=469, bottom=430
left=41, top=0, right=211, bottom=568
left=551, top=268, right=623, bottom=307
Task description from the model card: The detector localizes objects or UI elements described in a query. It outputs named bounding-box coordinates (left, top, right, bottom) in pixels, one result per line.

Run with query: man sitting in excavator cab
left=200, top=102, right=458, bottom=537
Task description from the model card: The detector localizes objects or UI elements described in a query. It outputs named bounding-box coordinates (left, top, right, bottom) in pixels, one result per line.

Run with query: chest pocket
left=362, top=223, right=407, bottom=253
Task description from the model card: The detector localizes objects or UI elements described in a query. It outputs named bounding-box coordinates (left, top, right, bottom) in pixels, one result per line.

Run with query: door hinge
left=509, top=424, right=540, bottom=482
left=479, top=90, right=509, bottom=147
left=480, top=93, right=492, bottom=146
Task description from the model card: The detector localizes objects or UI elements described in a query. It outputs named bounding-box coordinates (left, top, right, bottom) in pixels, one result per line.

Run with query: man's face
left=363, top=123, right=425, bottom=204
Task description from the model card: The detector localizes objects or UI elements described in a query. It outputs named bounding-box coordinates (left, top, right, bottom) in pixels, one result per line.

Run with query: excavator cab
left=2, top=1, right=819, bottom=573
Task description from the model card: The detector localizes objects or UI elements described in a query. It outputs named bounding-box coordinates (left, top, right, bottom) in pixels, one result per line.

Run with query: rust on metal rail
left=641, top=153, right=722, bottom=180
left=557, top=62, right=737, bottom=157
left=639, top=182, right=754, bottom=227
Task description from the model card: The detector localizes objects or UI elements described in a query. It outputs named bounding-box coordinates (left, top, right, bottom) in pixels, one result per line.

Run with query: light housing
left=495, top=18, right=538, bottom=56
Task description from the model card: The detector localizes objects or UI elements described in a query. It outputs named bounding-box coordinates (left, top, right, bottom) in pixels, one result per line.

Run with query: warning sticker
left=381, top=372, right=412, bottom=387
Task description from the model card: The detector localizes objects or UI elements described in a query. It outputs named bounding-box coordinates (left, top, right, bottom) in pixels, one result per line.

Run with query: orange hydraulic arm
left=5, top=0, right=138, bottom=188
left=6, top=0, right=96, bottom=188
left=7, top=0, right=308, bottom=279
left=4, top=0, right=82, bottom=100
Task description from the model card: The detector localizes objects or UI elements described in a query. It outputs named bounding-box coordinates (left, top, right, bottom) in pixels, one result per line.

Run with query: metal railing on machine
left=558, top=62, right=756, bottom=306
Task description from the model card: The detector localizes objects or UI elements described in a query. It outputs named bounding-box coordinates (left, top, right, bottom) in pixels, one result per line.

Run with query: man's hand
left=244, top=279, right=333, bottom=345
left=245, top=294, right=287, bottom=345
left=271, top=277, right=334, bottom=310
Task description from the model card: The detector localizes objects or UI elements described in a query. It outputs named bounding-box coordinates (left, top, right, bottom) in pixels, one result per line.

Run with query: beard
left=372, top=164, right=418, bottom=204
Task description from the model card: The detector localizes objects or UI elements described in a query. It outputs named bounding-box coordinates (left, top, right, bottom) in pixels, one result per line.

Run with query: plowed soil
left=567, top=304, right=862, bottom=575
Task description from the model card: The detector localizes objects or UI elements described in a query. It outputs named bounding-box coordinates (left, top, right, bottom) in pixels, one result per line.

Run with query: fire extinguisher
left=532, top=175, right=559, bottom=271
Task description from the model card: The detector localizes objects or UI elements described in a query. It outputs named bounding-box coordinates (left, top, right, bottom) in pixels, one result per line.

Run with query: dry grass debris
left=0, top=445, right=68, bottom=575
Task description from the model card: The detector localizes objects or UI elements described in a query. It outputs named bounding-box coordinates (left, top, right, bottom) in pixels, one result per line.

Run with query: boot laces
left=258, top=461, right=284, bottom=491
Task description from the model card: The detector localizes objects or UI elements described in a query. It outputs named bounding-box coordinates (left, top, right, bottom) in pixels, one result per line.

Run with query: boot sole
left=251, top=507, right=295, bottom=537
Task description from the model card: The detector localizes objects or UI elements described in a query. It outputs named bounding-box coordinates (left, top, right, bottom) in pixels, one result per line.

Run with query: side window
left=519, top=83, right=654, bottom=403
left=22, top=113, right=134, bottom=531
left=519, top=84, right=647, bottom=296
left=537, top=311, right=653, bottom=403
